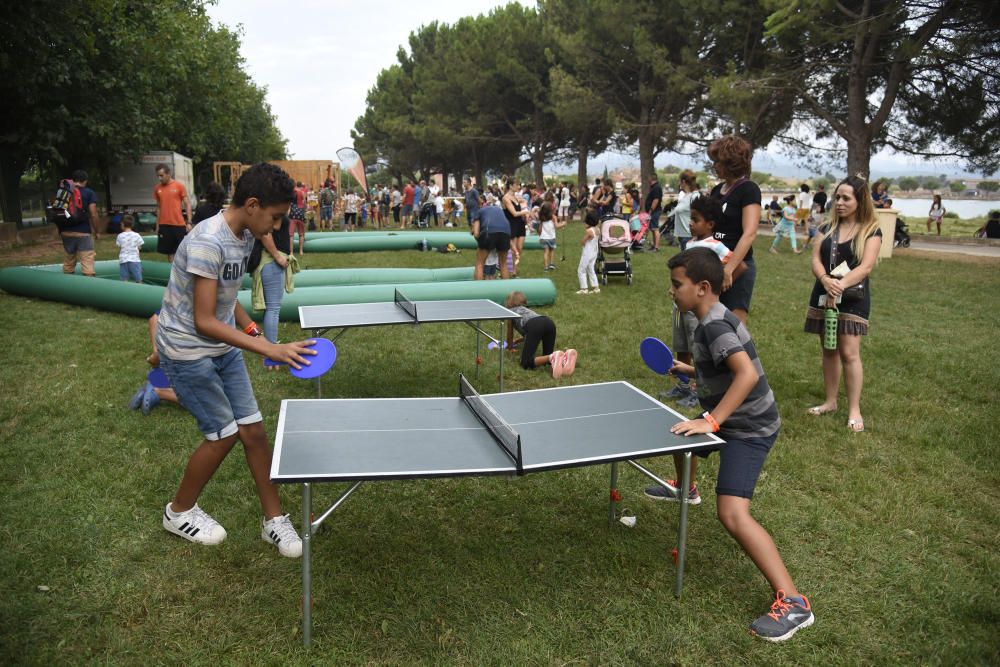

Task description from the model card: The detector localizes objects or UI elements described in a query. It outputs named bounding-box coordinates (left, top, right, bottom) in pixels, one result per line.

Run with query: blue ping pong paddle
left=147, top=367, right=170, bottom=388
left=640, top=337, right=689, bottom=383
left=487, top=341, right=509, bottom=350
left=265, top=338, right=337, bottom=379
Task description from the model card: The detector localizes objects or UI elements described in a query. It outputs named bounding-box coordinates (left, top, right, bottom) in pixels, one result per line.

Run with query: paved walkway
left=756, top=226, right=1000, bottom=258
left=900, top=239, right=1000, bottom=258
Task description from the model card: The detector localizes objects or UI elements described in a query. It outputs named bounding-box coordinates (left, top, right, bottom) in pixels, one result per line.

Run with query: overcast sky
left=206, top=0, right=981, bottom=179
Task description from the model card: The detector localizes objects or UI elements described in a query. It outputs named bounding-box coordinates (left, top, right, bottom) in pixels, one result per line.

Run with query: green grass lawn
left=1, top=228, right=998, bottom=665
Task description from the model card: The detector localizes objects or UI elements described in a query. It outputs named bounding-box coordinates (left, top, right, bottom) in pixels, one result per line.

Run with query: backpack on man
left=46, top=179, right=89, bottom=230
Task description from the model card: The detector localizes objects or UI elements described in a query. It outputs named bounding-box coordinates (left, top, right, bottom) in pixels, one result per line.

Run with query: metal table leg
left=498, top=321, right=505, bottom=392
left=608, top=461, right=619, bottom=523
left=675, top=451, right=692, bottom=598
left=302, top=482, right=312, bottom=646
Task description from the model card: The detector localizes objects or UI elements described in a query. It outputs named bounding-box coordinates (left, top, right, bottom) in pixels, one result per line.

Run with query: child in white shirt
left=116, top=216, right=145, bottom=282
left=538, top=202, right=564, bottom=271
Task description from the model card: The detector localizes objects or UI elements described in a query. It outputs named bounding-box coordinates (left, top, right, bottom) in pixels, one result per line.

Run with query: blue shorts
left=119, top=261, right=142, bottom=282
left=320, top=205, right=333, bottom=221
left=700, top=430, right=778, bottom=500
left=720, top=255, right=756, bottom=313
left=483, top=264, right=498, bottom=277
left=159, top=347, right=261, bottom=441
left=541, top=238, right=556, bottom=249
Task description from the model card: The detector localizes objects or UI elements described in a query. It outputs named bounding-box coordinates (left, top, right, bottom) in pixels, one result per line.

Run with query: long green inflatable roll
left=41, top=261, right=475, bottom=289
left=140, top=231, right=542, bottom=253
left=0, top=266, right=556, bottom=320
left=0, top=266, right=168, bottom=316
left=303, top=232, right=542, bottom=253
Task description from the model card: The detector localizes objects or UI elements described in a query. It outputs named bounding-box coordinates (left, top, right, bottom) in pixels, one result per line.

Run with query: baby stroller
left=596, top=215, right=634, bottom=285
left=628, top=212, right=650, bottom=251
left=414, top=201, right=434, bottom=228
left=894, top=218, right=911, bottom=248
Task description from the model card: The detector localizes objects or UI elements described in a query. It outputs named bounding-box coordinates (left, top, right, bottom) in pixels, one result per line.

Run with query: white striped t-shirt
left=155, top=212, right=254, bottom=361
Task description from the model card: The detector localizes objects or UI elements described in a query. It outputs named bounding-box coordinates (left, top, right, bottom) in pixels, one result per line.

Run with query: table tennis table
left=271, top=376, right=724, bottom=646
left=298, top=289, right=520, bottom=395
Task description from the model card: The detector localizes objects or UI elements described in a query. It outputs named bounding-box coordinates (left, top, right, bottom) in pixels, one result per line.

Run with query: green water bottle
left=823, top=308, right=839, bottom=350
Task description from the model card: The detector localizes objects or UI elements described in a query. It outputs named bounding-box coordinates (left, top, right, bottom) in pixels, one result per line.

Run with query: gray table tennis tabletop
left=298, top=298, right=519, bottom=394
left=299, top=298, right=517, bottom=330
left=272, top=381, right=722, bottom=482
left=274, top=380, right=725, bottom=647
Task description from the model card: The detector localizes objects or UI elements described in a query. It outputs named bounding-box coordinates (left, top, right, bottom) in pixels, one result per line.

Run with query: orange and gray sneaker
left=750, top=590, right=814, bottom=641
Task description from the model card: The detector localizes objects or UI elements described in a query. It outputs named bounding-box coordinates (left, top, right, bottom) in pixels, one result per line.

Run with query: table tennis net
left=394, top=289, right=418, bottom=321
left=458, top=374, right=523, bottom=473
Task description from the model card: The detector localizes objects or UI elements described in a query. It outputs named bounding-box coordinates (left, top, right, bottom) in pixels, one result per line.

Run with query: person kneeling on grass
left=156, top=162, right=317, bottom=558
left=645, top=247, right=814, bottom=642
left=504, top=291, right=577, bottom=379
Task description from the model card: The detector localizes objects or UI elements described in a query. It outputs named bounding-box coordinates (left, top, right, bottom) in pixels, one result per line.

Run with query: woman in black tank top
left=502, top=178, right=530, bottom=273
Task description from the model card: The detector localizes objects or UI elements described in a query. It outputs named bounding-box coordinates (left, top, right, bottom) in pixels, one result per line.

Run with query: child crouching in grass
left=645, top=247, right=814, bottom=642
left=505, top=291, right=577, bottom=379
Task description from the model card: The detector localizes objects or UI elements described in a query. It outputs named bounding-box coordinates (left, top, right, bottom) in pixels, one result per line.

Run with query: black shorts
left=157, top=225, right=187, bottom=255
left=510, top=219, right=527, bottom=238
left=477, top=232, right=511, bottom=253
left=710, top=431, right=777, bottom=500
left=720, top=255, right=757, bottom=313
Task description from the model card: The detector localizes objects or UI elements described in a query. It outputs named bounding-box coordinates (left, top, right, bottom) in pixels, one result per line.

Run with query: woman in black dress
left=707, top=135, right=762, bottom=324
left=501, top=177, right=530, bottom=274
left=804, top=176, right=883, bottom=432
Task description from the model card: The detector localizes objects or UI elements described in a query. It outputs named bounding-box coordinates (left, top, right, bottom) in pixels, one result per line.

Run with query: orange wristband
left=702, top=412, right=720, bottom=432
left=243, top=322, right=262, bottom=337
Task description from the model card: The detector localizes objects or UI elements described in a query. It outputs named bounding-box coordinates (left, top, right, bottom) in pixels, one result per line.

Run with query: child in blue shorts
left=644, top=247, right=814, bottom=642
left=156, top=163, right=318, bottom=558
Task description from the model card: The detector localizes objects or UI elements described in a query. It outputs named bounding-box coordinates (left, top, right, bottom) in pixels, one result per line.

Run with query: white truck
left=108, top=151, right=197, bottom=213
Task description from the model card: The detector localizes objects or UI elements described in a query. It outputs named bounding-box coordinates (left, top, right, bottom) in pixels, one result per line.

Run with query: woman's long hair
left=827, top=175, right=881, bottom=261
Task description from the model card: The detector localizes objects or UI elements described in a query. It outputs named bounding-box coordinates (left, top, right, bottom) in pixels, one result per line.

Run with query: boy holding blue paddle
left=156, top=163, right=318, bottom=558
left=647, top=247, right=814, bottom=642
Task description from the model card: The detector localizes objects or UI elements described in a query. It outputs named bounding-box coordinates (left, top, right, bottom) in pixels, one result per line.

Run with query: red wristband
left=702, top=412, right=720, bottom=432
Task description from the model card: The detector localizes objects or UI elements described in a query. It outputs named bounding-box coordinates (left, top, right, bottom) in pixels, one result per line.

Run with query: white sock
left=165, top=503, right=186, bottom=519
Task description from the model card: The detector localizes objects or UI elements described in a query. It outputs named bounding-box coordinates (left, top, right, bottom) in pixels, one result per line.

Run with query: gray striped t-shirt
left=156, top=212, right=254, bottom=361
left=692, top=302, right=780, bottom=439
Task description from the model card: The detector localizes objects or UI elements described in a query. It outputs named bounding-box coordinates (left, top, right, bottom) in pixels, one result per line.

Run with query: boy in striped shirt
left=645, top=247, right=814, bottom=642
left=157, top=163, right=317, bottom=558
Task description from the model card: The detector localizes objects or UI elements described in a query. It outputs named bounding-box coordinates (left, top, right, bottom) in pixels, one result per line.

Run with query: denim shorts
left=720, top=255, right=757, bottom=313
left=159, top=347, right=261, bottom=441
left=707, top=430, right=778, bottom=500
left=119, top=261, right=142, bottom=282
left=541, top=238, right=556, bottom=249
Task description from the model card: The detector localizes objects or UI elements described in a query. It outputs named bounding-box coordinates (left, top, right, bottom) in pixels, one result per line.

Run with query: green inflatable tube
left=42, top=260, right=475, bottom=289
left=0, top=266, right=167, bottom=317
left=0, top=266, right=556, bottom=320
left=141, top=231, right=542, bottom=253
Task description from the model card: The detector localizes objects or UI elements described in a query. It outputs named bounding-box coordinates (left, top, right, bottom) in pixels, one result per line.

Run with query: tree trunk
left=638, top=130, right=655, bottom=200
left=0, top=150, right=26, bottom=226
left=533, top=147, right=545, bottom=189
left=576, top=144, right=588, bottom=192
left=845, top=135, right=871, bottom=182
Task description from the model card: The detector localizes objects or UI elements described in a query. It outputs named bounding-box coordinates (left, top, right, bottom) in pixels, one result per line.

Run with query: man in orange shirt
left=154, top=163, right=192, bottom=262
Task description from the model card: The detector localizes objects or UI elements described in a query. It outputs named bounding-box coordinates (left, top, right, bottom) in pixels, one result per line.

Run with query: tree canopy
left=0, top=0, right=286, bottom=223
left=350, top=0, right=995, bottom=192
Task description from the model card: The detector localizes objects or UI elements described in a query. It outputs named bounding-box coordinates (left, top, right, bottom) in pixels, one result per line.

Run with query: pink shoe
left=562, top=349, right=578, bottom=376
left=550, top=350, right=564, bottom=379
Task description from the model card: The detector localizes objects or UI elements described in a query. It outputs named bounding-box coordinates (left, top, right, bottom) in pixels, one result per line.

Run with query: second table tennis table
left=298, top=289, right=520, bottom=394
left=272, top=376, right=724, bottom=646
